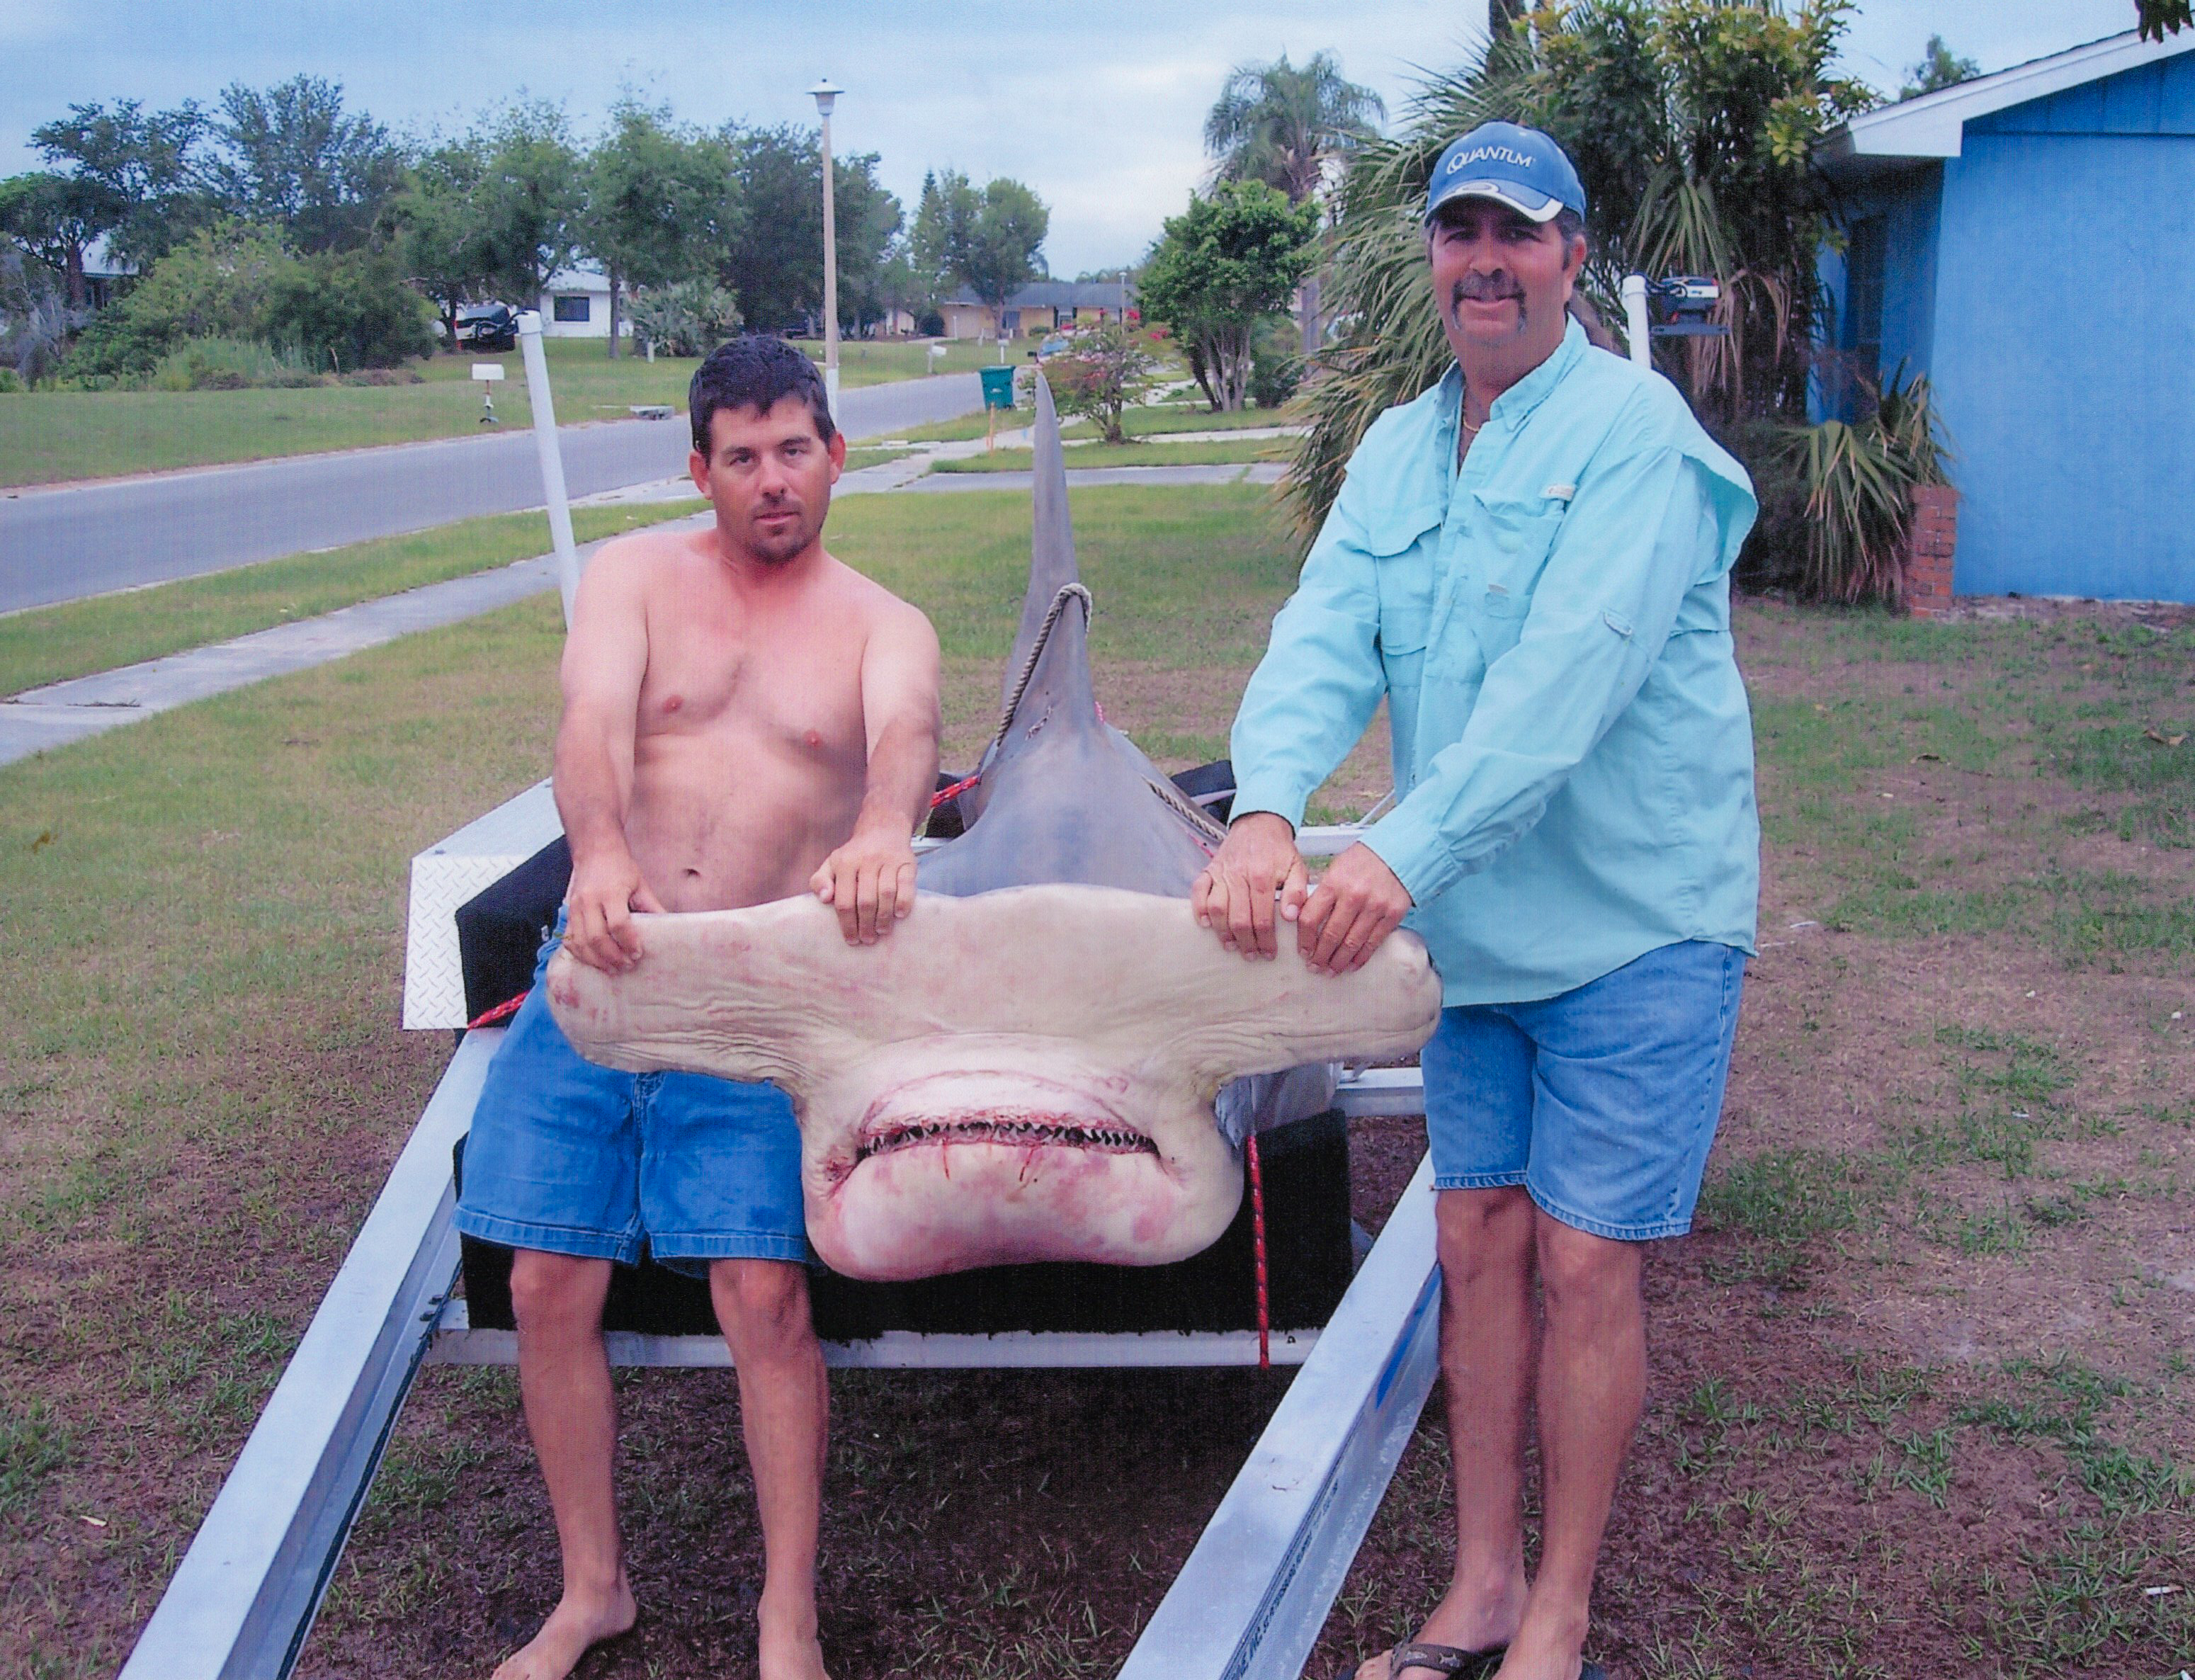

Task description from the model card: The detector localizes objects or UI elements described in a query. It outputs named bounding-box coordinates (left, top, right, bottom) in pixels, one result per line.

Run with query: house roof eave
left=1815, top=25, right=2195, bottom=175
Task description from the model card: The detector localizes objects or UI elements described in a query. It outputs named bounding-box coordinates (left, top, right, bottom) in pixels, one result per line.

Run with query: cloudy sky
left=0, top=0, right=2145, bottom=276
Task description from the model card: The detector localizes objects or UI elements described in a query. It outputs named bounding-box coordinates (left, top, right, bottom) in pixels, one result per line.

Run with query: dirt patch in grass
left=7, top=528, right=2194, bottom=1680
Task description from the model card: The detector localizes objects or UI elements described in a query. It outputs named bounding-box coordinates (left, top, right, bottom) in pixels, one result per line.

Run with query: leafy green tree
left=581, top=101, right=734, bottom=357
left=64, top=220, right=297, bottom=375
left=262, top=247, right=438, bottom=370
left=474, top=101, right=584, bottom=307
left=210, top=76, right=406, bottom=252
left=721, top=125, right=899, bottom=333
left=1138, top=180, right=1317, bottom=411
left=29, top=98, right=212, bottom=268
left=832, top=159, right=906, bottom=332
left=927, top=170, right=1049, bottom=341
left=875, top=237, right=936, bottom=333
left=1204, top=50, right=1384, bottom=349
left=393, top=140, right=498, bottom=348
left=0, top=173, right=114, bottom=308
left=909, top=171, right=952, bottom=288
left=1900, top=35, right=1980, bottom=98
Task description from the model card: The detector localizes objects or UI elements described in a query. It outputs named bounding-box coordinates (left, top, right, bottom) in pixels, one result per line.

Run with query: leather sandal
left=1385, top=1643, right=1508, bottom=1679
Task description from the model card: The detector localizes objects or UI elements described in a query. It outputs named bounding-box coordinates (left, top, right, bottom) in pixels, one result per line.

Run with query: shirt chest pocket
left=1468, top=492, right=1566, bottom=662
left=1366, top=504, right=1442, bottom=661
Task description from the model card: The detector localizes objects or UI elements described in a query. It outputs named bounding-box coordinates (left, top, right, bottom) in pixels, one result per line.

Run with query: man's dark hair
left=689, top=335, right=836, bottom=455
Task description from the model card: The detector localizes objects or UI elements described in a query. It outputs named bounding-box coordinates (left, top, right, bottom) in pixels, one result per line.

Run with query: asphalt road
left=0, top=373, right=982, bottom=615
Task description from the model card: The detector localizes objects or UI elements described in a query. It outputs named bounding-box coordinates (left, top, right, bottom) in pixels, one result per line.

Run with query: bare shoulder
left=574, top=523, right=715, bottom=614
left=820, top=552, right=936, bottom=644
left=590, top=522, right=713, bottom=581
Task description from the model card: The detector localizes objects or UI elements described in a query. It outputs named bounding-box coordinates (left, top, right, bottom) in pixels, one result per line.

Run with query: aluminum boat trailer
left=120, top=788, right=1445, bottom=1680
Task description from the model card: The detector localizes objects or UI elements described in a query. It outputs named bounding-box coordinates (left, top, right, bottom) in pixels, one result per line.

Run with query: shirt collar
left=1436, top=314, right=1589, bottom=441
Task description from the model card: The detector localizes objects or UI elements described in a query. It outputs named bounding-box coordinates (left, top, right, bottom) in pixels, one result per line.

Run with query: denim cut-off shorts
left=1422, top=939, right=1747, bottom=1242
left=453, top=915, right=811, bottom=1272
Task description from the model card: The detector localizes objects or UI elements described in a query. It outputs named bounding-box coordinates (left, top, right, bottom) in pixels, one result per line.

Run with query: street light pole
left=810, top=80, right=843, bottom=425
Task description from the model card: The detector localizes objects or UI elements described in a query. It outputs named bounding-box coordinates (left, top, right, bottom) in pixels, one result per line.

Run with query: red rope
left=929, top=773, right=980, bottom=810
left=1247, top=1130, right=1271, bottom=1369
left=467, top=990, right=528, bottom=1031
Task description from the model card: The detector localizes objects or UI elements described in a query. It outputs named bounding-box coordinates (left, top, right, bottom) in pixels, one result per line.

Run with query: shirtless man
left=453, top=335, right=941, bottom=1680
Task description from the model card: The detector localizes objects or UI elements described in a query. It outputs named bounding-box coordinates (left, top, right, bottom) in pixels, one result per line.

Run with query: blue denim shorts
left=453, top=919, right=810, bottom=1271
left=1422, top=939, right=1746, bottom=1242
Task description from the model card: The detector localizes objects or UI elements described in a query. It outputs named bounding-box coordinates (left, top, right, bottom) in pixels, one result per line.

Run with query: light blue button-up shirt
left=1231, top=319, right=1761, bottom=1005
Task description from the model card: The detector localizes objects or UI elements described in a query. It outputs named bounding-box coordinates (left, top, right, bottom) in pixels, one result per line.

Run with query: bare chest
left=636, top=598, right=868, bottom=766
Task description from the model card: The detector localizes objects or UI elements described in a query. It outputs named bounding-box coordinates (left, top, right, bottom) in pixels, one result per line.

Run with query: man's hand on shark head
left=1298, top=843, right=1412, bottom=976
left=1193, top=812, right=1310, bottom=961
left=565, top=851, right=667, bottom=974
left=811, top=823, right=919, bottom=947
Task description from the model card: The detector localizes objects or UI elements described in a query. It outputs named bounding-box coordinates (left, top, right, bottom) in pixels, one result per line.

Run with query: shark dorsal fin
left=995, top=376, right=1094, bottom=736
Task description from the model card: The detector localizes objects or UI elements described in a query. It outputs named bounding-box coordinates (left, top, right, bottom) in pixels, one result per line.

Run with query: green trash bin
left=979, top=365, right=1017, bottom=410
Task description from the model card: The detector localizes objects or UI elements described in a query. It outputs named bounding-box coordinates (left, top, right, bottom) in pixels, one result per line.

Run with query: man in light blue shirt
left=1192, top=124, right=1758, bottom=1680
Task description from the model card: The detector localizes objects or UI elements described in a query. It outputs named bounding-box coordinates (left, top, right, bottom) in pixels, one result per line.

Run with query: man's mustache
left=1452, top=275, right=1524, bottom=305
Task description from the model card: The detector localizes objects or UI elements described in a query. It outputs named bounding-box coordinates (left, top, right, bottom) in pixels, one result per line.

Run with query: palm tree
left=1283, top=3, right=1914, bottom=598
left=1203, top=50, right=1385, bottom=350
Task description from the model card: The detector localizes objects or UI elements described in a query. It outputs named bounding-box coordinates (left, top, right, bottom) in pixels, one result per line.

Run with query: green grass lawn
left=842, top=445, right=917, bottom=470
left=1, top=494, right=2189, bottom=1679
left=0, top=499, right=703, bottom=698
left=874, top=399, right=1298, bottom=447
left=931, top=436, right=1285, bottom=473
left=0, top=336, right=982, bottom=488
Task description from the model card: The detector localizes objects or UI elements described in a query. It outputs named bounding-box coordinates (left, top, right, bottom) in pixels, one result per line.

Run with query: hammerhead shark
left=545, top=378, right=1441, bottom=1281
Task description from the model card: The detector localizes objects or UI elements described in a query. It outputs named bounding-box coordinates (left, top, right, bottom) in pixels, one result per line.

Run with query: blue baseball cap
left=1424, top=122, right=1587, bottom=225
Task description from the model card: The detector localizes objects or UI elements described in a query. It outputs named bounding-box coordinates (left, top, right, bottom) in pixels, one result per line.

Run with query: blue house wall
left=1825, top=53, right=2195, bottom=601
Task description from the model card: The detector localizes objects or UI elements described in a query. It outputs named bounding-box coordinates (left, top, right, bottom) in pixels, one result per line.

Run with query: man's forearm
left=552, top=716, right=638, bottom=867
left=854, top=713, right=940, bottom=841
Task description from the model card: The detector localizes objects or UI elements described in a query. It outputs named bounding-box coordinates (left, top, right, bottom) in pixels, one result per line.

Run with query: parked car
left=455, top=303, right=518, bottom=352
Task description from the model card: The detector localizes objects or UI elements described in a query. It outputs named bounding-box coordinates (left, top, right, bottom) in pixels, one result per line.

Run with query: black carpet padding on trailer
left=455, top=836, right=570, bottom=1023
left=457, top=1106, right=1354, bottom=1338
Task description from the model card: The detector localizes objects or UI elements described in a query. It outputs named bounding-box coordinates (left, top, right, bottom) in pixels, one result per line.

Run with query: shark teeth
left=856, top=1114, right=1157, bottom=1162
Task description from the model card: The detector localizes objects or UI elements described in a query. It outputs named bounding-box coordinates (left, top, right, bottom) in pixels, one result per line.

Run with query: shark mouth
left=849, top=1070, right=1161, bottom=1171
left=858, top=1114, right=1158, bottom=1162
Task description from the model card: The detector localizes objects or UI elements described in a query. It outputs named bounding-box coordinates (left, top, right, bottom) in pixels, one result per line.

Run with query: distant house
left=1814, top=28, right=2195, bottom=602
left=536, top=266, right=630, bottom=339
left=938, top=280, right=1137, bottom=341
left=79, top=234, right=135, bottom=312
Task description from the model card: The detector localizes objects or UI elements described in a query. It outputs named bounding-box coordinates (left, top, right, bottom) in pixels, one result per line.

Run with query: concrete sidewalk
left=0, top=518, right=703, bottom=769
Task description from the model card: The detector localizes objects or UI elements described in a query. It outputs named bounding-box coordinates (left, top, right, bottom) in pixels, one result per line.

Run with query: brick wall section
left=1905, top=484, right=1960, bottom=618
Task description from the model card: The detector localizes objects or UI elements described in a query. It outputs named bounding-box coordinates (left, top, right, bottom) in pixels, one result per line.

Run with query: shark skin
left=545, top=887, right=1441, bottom=1279
left=546, top=377, right=1443, bottom=1281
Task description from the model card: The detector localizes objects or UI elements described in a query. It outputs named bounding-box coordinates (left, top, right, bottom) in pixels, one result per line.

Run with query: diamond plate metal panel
left=402, top=782, right=563, bottom=1029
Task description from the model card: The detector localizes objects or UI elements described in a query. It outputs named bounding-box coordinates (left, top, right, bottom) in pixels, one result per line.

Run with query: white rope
left=981, top=579, right=1225, bottom=844
left=986, top=582, right=1093, bottom=762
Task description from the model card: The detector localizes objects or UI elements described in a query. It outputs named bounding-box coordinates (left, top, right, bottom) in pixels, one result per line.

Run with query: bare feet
left=491, top=1578, right=638, bottom=1680
left=756, top=1588, right=831, bottom=1680
left=1487, top=1616, right=1591, bottom=1680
